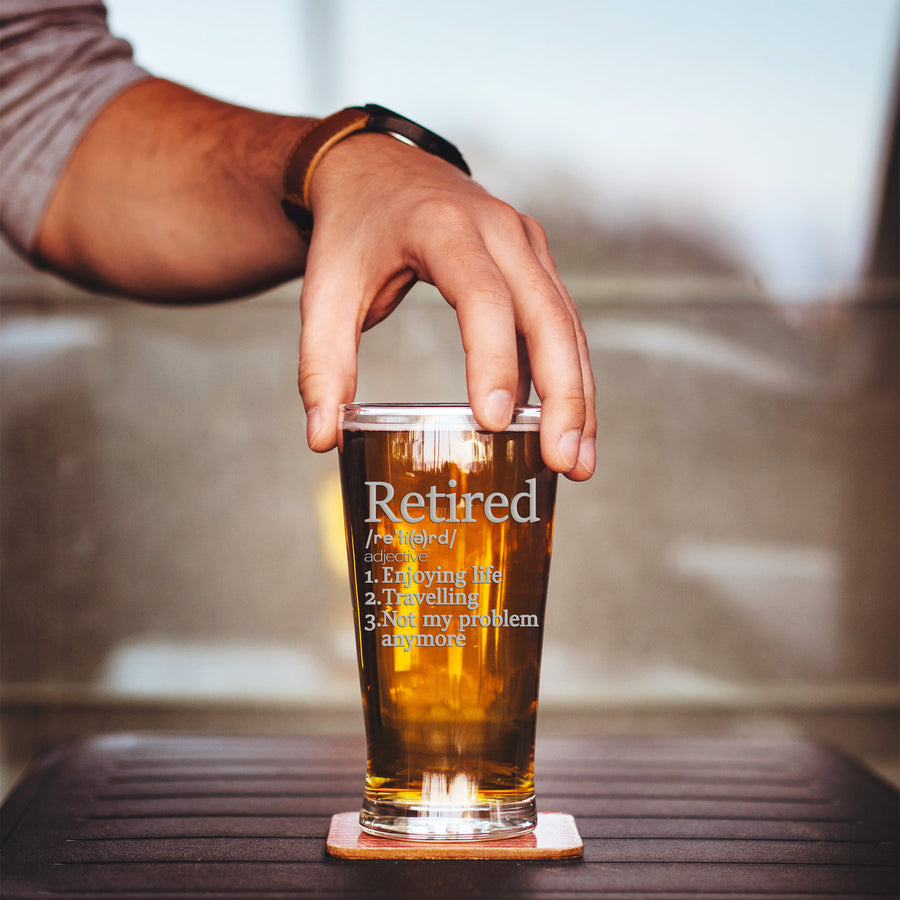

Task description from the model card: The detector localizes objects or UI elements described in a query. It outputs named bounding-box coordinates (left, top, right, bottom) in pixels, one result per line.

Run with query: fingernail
left=306, top=407, right=323, bottom=446
left=484, top=389, right=513, bottom=429
left=557, top=429, right=582, bottom=470
left=578, top=437, right=596, bottom=474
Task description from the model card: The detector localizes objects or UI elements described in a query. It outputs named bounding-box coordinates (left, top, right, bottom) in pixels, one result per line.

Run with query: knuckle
left=520, top=213, right=550, bottom=247
left=528, top=298, right=576, bottom=335
left=296, top=358, right=323, bottom=395
left=297, top=352, right=346, bottom=391
left=421, top=194, right=525, bottom=240
left=467, top=284, right=513, bottom=312
left=484, top=199, right=530, bottom=241
left=467, top=346, right=514, bottom=371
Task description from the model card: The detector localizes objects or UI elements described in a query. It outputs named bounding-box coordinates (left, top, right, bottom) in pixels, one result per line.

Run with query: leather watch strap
left=281, top=107, right=371, bottom=235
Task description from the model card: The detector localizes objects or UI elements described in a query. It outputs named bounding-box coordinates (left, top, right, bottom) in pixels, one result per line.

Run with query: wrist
left=281, top=104, right=469, bottom=239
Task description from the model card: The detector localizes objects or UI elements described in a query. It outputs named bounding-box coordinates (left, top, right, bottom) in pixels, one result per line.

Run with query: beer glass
left=338, top=404, right=557, bottom=840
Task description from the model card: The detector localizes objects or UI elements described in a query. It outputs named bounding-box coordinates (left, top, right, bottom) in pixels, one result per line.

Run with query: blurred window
left=108, top=0, right=899, bottom=298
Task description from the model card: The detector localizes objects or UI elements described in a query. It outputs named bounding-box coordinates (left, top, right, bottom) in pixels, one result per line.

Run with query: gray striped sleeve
left=0, top=1, right=150, bottom=256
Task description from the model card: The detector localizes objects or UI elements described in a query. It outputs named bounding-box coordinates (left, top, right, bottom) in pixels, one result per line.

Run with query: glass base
left=359, top=796, right=537, bottom=841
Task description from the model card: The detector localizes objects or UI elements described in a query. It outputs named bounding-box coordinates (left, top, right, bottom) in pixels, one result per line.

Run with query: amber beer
left=338, top=404, right=557, bottom=839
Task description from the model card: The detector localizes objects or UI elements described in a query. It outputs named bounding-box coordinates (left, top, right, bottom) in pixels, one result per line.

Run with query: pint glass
left=338, top=404, right=557, bottom=840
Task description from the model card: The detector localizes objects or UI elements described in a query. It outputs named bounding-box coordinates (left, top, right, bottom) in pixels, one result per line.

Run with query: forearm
left=36, top=78, right=311, bottom=301
left=32, top=75, right=597, bottom=478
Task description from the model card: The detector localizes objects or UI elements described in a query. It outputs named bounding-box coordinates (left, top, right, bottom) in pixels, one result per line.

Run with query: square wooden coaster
left=326, top=811, right=583, bottom=859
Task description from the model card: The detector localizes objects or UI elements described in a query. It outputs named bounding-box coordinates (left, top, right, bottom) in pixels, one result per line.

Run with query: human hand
left=297, top=132, right=596, bottom=481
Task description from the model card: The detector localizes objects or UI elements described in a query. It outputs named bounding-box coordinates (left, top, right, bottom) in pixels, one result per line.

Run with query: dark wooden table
left=2, top=732, right=898, bottom=898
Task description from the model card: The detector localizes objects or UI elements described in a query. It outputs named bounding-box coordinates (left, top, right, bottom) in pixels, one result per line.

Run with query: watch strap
left=281, top=107, right=371, bottom=234
left=360, top=103, right=470, bottom=177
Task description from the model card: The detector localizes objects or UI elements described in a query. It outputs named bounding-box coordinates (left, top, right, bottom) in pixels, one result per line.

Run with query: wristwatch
left=281, top=104, right=471, bottom=237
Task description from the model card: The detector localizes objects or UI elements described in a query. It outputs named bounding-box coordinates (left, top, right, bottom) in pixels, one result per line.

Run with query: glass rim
left=339, top=402, right=541, bottom=431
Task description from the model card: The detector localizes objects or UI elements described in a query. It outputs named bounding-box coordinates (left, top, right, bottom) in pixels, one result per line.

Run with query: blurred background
left=2, top=0, right=898, bottom=795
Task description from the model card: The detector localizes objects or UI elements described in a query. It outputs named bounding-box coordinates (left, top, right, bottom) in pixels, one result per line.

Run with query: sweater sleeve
left=0, top=0, right=151, bottom=257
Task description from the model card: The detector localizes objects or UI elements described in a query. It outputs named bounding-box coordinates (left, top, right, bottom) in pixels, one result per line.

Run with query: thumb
left=297, top=271, right=362, bottom=453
